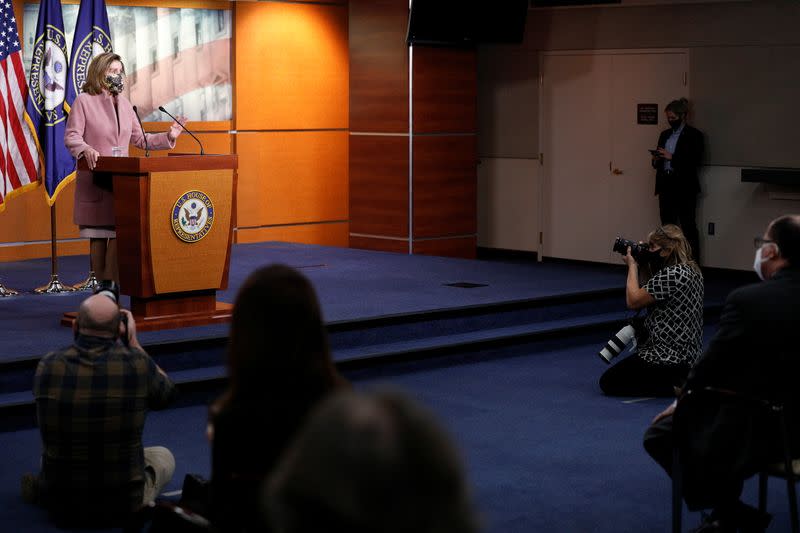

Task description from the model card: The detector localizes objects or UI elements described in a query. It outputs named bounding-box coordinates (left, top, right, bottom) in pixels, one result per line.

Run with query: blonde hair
left=81, top=52, right=124, bottom=95
left=641, top=224, right=701, bottom=280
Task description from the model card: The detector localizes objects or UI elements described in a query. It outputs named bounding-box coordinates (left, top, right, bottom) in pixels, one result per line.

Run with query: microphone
left=132, top=105, right=149, bottom=157
left=158, top=106, right=204, bottom=155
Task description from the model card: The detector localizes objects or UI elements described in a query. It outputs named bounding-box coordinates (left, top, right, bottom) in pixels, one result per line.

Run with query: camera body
left=612, top=237, right=650, bottom=262
left=93, top=281, right=128, bottom=347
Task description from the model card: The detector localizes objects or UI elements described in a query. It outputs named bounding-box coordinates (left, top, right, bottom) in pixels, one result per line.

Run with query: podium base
left=62, top=301, right=233, bottom=332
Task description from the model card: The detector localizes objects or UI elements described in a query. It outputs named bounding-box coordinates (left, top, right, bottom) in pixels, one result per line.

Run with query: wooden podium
left=62, top=154, right=238, bottom=331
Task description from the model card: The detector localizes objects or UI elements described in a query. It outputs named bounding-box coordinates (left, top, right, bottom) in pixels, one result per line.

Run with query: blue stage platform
left=0, top=242, right=750, bottom=424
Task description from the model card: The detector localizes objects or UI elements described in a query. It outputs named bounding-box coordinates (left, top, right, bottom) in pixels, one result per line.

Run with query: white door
left=541, top=50, right=688, bottom=263
left=540, top=53, right=613, bottom=262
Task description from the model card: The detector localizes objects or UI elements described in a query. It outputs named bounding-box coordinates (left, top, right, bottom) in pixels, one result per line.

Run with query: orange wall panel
left=236, top=222, right=348, bottom=248
left=129, top=131, right=232, bottom=157
left=0, top=240, right=88, bottom=264
left=0, top=181, right=80, bottom=244
left=235, top=2, right=349, bottom=131
left=236, top=131, right=348, bottom=228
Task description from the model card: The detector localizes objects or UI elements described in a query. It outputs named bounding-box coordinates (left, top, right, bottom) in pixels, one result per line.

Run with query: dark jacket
left=686, top=267, right=800, bottom=400
left=652, top=124, right=704, bottom=196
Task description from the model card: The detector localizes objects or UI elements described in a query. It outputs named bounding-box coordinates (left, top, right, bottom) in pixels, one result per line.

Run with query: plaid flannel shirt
left=33, top=335, right=176, bottom=514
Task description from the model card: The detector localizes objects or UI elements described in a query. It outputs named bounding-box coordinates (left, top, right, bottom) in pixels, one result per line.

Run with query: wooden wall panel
left=413, top=47, right=477, bottom=134
left=349, top=0, right=409, bottom=133
left=0, top=181, right=80, bottom=243
left=413, top=135, right=477, bottom=239
left=235, top=2, right=349, bottom=131
left=236, top=223, right=348, bottom=248
left=130, top=131, right=232, bottom=157
left=413, top=237, right=477, bottom=259
left=349, top=135, right=408, bottom=237
left=236, top=131, right=348, bottom=228
left=350, top=235, right=409, bottom=254
left=0, top=241, right=88, bottom=263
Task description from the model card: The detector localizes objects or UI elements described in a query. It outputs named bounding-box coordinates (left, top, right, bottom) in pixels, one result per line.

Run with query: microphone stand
left=158, top=106, right=204, bottom=155
left=132, top=105, right=150, bottom=157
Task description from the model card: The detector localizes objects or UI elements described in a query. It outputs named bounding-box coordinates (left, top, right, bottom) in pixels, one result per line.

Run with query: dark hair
left=665, top=97, right=689, bottom=118
left=265, top=390, right=480, bottom=533
left=213, top=264, right=341, bottom=412
left=768, top=215, right=800, bottom=266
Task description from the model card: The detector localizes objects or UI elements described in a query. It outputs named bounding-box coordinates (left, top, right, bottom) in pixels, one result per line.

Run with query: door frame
left=537, top=48, right=691, bottom=261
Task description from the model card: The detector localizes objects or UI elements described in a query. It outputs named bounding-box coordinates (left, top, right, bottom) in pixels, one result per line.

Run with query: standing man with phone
left=652, top=98, right=704, bottom=264
left=23, top=293, right=177, bottom=527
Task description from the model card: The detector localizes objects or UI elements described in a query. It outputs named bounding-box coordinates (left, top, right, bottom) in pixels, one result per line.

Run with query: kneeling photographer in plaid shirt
left=24, top=282, right=177, bottom=527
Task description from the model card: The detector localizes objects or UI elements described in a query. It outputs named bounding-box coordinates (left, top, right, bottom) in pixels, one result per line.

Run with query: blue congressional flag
left=26, top=0, right=75, bottom=205
left=66, top=0, right=112, bottom=107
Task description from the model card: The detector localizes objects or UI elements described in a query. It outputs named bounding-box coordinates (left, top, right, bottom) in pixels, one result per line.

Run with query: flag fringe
left=0, top=180, right=40, bottom=213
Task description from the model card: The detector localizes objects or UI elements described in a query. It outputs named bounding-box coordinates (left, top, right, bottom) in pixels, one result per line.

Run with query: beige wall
left=477, top=157, right=539, bottom=253
left=477, top=0, right=800, bottom=269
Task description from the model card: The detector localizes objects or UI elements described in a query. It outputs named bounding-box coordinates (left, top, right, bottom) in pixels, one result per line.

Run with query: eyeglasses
left=754, top=237, right=777, bottom=249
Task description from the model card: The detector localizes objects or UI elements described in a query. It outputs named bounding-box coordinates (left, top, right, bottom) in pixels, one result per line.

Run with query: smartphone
left=649, top=149, right=661, bottom=156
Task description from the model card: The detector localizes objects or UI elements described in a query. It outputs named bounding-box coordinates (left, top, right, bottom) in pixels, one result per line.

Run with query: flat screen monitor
left=407, top=0, right=529, bottom=46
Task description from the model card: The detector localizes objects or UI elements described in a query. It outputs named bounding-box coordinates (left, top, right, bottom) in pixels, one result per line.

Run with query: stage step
left=0, top=297, right=725, bottom=430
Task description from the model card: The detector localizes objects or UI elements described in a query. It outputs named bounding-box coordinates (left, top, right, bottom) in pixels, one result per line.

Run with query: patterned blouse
left=638, top=263, right=704, bottom=366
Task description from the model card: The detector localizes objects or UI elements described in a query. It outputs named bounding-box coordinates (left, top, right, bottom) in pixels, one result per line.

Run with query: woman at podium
left=65, top=52, right=187, bottom=283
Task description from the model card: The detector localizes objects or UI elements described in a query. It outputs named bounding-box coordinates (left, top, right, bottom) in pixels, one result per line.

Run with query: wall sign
left=637, top=103, right=658, bottom=125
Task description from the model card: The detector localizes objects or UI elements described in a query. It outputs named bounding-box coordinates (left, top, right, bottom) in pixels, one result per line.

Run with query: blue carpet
left=0, top=242, right=629, bottom=361
left=0, top=329, right=791, bottom=532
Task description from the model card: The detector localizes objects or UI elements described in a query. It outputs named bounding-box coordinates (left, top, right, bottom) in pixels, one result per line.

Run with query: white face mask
left=753, top=247, right=767, bottom=281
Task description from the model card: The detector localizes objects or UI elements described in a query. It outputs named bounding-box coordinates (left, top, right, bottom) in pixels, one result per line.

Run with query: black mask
left=637, top=249, right=663, bottom=267
left=668, top=119, right=682, bottom=130
left=104, top=73, right=124, bottom=95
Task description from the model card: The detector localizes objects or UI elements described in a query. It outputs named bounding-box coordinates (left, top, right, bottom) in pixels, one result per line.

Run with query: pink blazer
left=65, top=91, right=175, bottom=227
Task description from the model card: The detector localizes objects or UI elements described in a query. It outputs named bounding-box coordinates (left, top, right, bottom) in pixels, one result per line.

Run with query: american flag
left=0, top=1, right=39, bottom=213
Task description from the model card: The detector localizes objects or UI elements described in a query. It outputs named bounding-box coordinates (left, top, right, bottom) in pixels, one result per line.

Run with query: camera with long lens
left=612, top=237, right=650, bottom=262
left=93, top=281, right=128, bottom=346
left=598, top=324, right=636, bottom=364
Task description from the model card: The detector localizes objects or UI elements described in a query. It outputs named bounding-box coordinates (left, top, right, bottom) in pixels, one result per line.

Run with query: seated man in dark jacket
left=643, top=214, right=800, bottom=532
left=26, top=293, right=177, bottom=527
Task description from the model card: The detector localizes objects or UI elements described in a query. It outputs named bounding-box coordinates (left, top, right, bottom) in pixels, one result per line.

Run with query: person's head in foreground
left=753, top=214, right=800, bottom=281
left=221, top=263, right=341, bottom=408
left=265, top=389, right=481, bottom=533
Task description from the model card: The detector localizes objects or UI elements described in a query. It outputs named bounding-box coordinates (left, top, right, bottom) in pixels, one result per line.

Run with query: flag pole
left=34, top=204, right=75, bottom=294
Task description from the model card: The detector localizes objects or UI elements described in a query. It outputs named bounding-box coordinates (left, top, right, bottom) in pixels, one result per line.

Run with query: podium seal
left=172, top=190, right=215, bottom=243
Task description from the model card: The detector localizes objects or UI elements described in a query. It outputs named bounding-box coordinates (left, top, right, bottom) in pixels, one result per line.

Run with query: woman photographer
left=599, top=224, right=704, bottom=397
